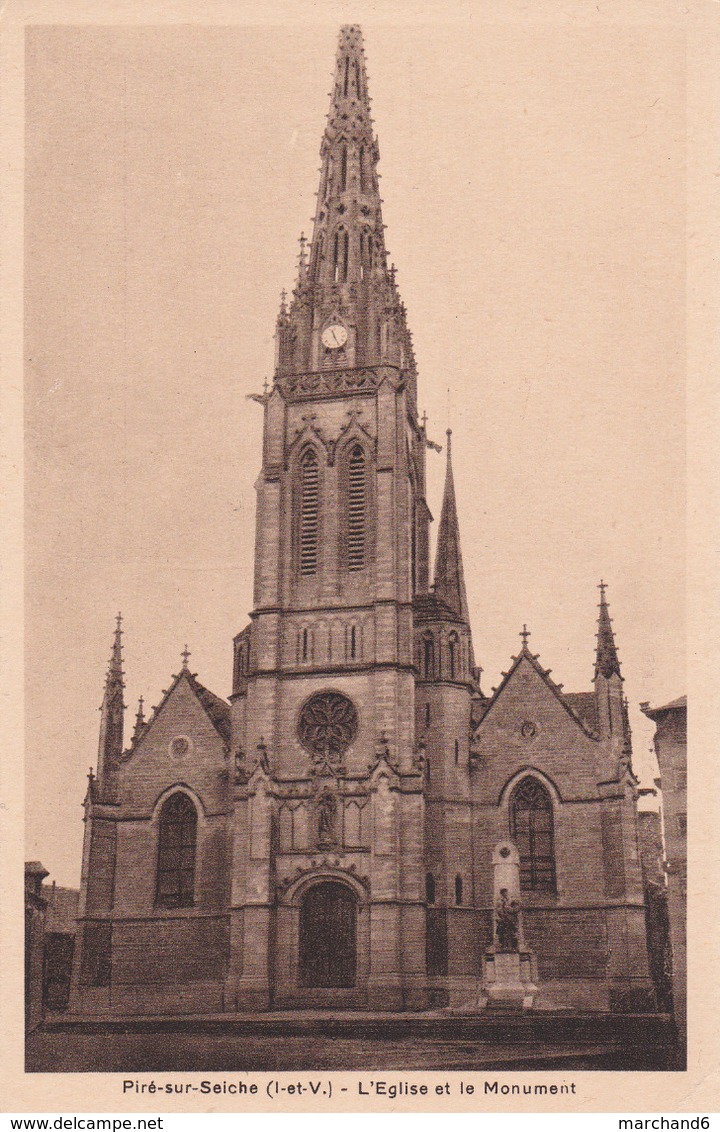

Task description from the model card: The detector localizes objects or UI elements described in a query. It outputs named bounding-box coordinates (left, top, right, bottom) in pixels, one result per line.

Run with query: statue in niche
left=495, top=887, right=520, bottom=952
left=317, top=789, right=338, bottom=847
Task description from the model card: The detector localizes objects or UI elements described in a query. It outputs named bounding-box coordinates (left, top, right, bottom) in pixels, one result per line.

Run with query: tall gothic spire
left=305, top=24, right=387, bottom=291
left=274, top=25, right=416, bottom=387
left=594, top=581, right=622, bottom=680
left=433, top=431, right=470, bottom=624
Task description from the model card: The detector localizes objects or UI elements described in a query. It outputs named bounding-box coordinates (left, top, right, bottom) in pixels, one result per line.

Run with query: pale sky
left=24, top=12, right=685, bottom=886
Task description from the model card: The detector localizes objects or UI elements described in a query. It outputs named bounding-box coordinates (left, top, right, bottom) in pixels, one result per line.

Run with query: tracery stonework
left=298, top=691, right=358, bottom=773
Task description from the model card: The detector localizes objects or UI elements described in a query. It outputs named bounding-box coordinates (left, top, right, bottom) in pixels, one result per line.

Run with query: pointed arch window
left=340, top=146, right=347, bottom=193
left=333, top=231, right=340, bottom=282
left=342, top=230, right=349, bottom=281
left=350, top=624, right=357, bottom=660
left=510, top=777, right=556, bottom=893
left=299, top=448, right=320, bottom=576
left=426, top=873, right=436, bottom=905
left=345, top=445, right=367, bottom=570
left=355, top=60, right=362, bottom=98
left=423, top=633, right=435, bottom=679
left=448, top=632, right=459, bottom=680
left=455, top=875, right=463, bottom=905
left=155, top=793, right=197, bottom=909
left=333, top=227, right=349, bottom=283
left=343, top=56, right=350, bottom=97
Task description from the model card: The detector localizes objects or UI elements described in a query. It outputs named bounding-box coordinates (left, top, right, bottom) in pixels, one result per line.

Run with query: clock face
left=321, top=323, right=348, bottom=350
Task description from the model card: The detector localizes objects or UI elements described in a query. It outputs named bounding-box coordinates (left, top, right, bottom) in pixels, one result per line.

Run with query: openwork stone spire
left=306, top=24, right=387, bottom=291
left=274, top=25, right=416, bottom=389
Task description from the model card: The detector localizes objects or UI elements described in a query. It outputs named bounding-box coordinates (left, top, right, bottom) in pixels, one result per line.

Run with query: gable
left=474, top=654, right=598, bottom=743
left=117, top=674, right=231, bottom=812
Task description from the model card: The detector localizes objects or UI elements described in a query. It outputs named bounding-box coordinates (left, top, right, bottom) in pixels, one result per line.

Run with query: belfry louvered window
left=510, top=777, right=556, bottom=893
left=346, top=445, right=366, bottom=570
left=299, top=448, right=320, bottom=575
left=155, top=793, right=197, bottom=909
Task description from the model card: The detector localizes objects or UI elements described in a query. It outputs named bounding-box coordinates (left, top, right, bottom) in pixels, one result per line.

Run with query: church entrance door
left=299, top=881, right=357, bottom=988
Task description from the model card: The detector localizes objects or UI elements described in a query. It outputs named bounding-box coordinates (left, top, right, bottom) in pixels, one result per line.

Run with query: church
left=69, top=25, right=655, bottom=1016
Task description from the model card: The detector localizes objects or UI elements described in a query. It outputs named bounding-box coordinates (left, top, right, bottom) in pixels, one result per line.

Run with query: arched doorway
left=299, top=881, right=357, bottom=988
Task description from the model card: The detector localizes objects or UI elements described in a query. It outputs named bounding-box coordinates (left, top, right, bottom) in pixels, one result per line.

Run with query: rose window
left=298, top=691, right=358, bottom=758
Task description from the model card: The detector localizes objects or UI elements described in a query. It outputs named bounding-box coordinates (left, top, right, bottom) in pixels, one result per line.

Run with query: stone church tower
left=70, top=26, right=655, bottom=1016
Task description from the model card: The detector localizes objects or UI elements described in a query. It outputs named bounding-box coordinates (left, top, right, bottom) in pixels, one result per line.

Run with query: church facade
left=69, top=26, right=654, bottom=1016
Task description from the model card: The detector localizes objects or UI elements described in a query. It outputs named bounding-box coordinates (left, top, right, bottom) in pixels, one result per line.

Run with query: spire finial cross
left=181, top=645, right=191, bottom=670
left=115, top=612, right=123, bottom=633
left=598, top=579, right=607, bottom=599
left=520, top=624, right=531, bottom=647
left=421, top=410, right=428, bottom=431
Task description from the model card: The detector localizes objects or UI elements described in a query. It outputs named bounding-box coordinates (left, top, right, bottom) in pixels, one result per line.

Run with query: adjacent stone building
left=641, top=696, right=687, bottom=1051
left=69, top=25, right=655, bottom=1017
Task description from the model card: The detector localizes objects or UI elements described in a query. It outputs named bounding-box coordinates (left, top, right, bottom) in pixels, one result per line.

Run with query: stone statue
left=317, top=789, right=337, bottom=846
left=495, top=887, right=520, bottom=952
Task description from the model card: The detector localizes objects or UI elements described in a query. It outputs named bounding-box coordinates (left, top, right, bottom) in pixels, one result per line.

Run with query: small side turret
left=96, top=614, right=126, bottom=791
left=593, top=582, right=625, bottom=740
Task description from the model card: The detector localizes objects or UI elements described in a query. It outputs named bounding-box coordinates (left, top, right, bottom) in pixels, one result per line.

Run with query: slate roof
left=43, top=885, right=79, bottom=934
left=413, top=592, right=465, bottom=623
left=641, top=695, right=686, bottom=719
left=564, top=691, right=599, bottom=735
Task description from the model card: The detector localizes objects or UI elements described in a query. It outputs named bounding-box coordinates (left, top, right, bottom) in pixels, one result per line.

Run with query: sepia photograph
left=13, top=0, right=700, bottom=1100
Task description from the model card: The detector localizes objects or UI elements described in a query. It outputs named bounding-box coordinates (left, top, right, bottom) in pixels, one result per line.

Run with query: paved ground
left=27, top=1012, right=681, bottom=1072
left=27, top=1031, right=639, bottom=1073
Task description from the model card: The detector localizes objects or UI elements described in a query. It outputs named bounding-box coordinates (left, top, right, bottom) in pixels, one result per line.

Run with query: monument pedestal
left=479, top=947, right=538, bottom=1011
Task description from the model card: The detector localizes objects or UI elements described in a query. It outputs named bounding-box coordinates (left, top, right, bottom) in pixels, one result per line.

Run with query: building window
left=302, top=628, right=309, bottom=661
left=423, top=633, right=435, bottom=679
left=350, top=624, right=357, bottom=660
left=333, top=227, right=349, bottom=283
left=448, top=632, right=459, bottom=679
left=355, top=59, right=362, bottom=98
left=155, top=793, right=197, bottom=909
left=340, top=146, right=347, bottom=192
left=426, top=873, right=436, bottom=905
left=345, top=446, right=367, bottom=570
left=343, top=56, right=350, bottom=97
left=455, top=875, right=463, bottom=905
left=299, top=448, right=319, bottom=575
left=454, top=739, right=459, bottom=764
left=359, top=146, right=365, bottom=192
left=509, top=777, right=556, bottom=893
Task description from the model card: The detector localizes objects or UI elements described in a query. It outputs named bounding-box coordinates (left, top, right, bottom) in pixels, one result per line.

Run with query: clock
left=321, top=323, right=348, bottom=350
